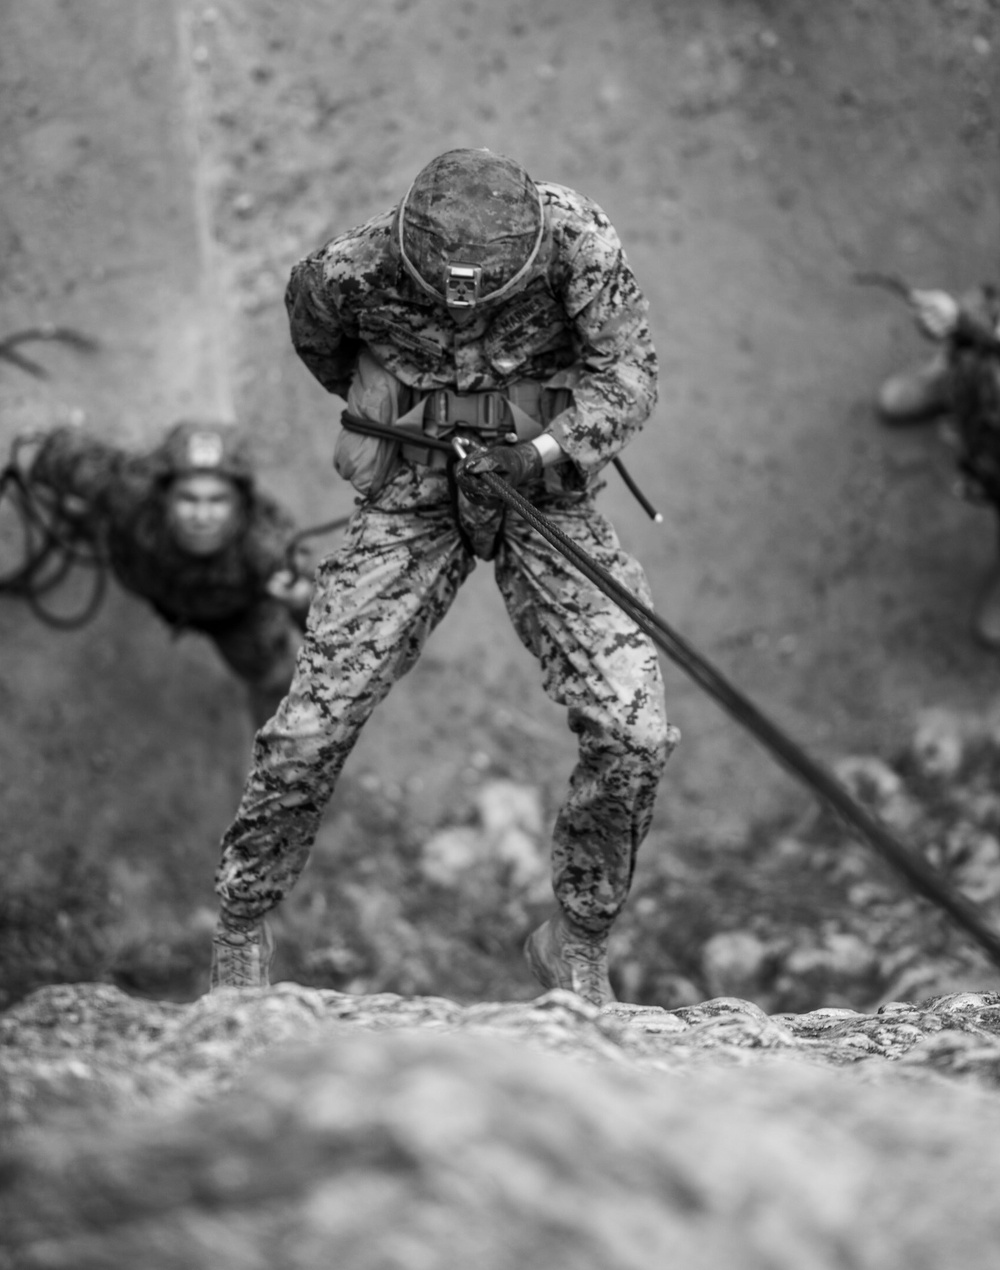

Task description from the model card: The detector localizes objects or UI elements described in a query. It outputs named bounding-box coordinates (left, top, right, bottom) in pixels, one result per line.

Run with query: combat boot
left=210, top=913, right=273, bottom=990
left=524, top=910, right=616, bottom=1008
left=973, top=564, right=1000, bottom=651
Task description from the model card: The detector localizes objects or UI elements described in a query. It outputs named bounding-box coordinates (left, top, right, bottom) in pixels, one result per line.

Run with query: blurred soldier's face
left=165, top=473, right=242, bottom=556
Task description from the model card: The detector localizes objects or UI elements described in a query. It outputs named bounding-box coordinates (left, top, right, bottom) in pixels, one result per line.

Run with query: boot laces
left=211, top=921, right=269, bottom=988
left=563, top=930, right=608, bottom=996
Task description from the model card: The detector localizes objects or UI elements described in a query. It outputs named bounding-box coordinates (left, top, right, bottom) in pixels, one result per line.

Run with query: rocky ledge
left=3, top=981, right=1000, bottom=1268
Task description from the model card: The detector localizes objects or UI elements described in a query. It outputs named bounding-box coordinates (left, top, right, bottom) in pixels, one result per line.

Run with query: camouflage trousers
left=214, top=464, right=678, bottom=934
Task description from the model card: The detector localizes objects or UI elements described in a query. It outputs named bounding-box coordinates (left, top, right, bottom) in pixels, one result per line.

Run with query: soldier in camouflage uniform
left=875, top=284, right=1000, bottom=647
left=211, top=148, right=679, bottom=1006
left=29, top=420, right=313, bottom=727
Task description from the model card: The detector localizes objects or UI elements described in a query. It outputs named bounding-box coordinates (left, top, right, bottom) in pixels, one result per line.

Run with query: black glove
left=454, top=442, right=543, bottom=505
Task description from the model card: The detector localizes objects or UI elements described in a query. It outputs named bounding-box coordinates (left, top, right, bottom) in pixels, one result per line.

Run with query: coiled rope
left=0, top=328, right=107, bottom=626
left=0, top=437, right=109, bottom=629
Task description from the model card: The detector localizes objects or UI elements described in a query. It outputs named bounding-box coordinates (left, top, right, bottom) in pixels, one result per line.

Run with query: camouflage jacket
left=285, top=182, right=658, bottom=481
left=30, top=427, right=299, bottom=628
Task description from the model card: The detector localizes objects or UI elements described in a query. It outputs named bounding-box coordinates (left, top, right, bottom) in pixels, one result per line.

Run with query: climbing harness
left=343, top=411, right=1000, bottom=968
left=340, top=407, right=663, bottom=522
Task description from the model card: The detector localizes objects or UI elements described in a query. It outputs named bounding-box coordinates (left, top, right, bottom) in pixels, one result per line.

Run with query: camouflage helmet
left=396, top=149, right=545, bottom=309
left=154, top=420, right=254, bottom=487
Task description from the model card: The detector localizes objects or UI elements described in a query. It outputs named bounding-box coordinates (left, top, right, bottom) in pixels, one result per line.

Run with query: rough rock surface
left=4, top=981, right=1000, bottom=1268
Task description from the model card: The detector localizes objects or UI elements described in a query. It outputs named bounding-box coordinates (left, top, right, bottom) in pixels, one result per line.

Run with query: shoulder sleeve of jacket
left=539, top=184, right=659, bottom=473
left=285, top=211, right=394, bottom=399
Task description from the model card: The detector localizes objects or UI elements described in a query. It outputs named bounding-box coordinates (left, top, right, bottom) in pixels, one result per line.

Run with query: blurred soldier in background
left=875, top=283, right=1000, bottom=648
left=210, top=147, right=678, bottom=1005
left=28, top=420, right=313, bottom=726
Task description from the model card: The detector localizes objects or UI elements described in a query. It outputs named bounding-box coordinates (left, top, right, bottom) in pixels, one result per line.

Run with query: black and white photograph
left=1, top=1, right=998, bottom=1265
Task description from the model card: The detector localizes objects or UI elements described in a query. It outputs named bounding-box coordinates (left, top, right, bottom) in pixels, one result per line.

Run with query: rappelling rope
left=343, top=403, right=1000, bottom=968
left=0, top=327, right=107, bottom=626
left=0, top=438, right=109, bottom=629
left=0, top=440, right=353, bottom=624
left=339, top=409, right=664, bottom=523
left=480, top=464, right=1000, bottom=969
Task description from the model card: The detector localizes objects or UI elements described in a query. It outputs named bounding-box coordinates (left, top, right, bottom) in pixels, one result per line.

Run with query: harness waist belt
left=394, top=382, right=572, bottom=468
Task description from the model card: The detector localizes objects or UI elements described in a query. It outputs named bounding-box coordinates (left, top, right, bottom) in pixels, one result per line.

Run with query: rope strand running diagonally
left=341, top=409, right=1000, bottom=966
left=488, top=469, right=1000, bottom=970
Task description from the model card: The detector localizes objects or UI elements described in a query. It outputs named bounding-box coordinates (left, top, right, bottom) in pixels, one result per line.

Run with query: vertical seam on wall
left=174, top=0, right=235, bottom=422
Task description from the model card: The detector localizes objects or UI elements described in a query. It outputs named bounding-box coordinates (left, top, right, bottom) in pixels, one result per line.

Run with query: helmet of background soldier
left=395, top=148, right=546, bottom=310
left=153, top=420, right=254, bottom=488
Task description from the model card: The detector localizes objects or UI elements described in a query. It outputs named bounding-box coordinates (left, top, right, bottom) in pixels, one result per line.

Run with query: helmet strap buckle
left=445, top=263, right=482, bottom=309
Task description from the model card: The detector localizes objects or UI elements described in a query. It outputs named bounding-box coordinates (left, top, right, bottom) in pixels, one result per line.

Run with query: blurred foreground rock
left=3, top=982, right=1000, bottom=1268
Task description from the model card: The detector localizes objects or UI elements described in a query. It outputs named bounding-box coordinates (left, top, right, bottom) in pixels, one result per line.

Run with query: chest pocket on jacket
left=360, top=313, right=443, bottom=361
left=484, top=290, right=568, bottom=373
